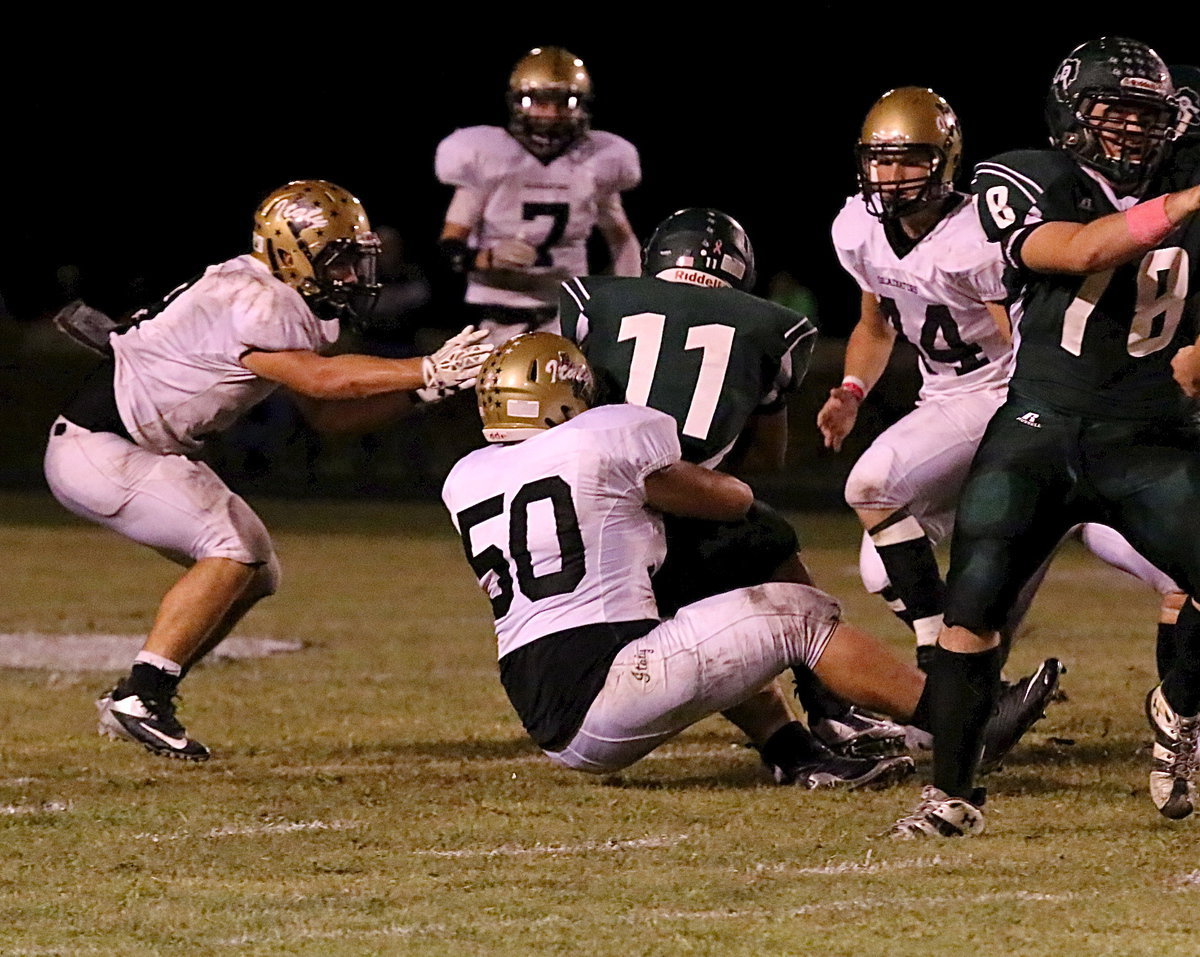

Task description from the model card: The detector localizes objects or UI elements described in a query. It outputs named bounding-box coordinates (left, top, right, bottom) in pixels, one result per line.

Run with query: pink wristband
left=1125, top=194, right=1174, bottom=246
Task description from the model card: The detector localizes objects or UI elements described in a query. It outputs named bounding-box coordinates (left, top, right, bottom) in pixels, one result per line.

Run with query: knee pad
left=844, top=445, right=902, bottom=511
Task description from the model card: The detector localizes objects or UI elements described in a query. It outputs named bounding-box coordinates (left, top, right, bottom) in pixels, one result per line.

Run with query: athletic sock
left=790, top=667, right=849, bottom=722
left=1156, top=621, right=1178, bottom=683
left=928, top=644, right=1002, bottom=800
left=759, top=720, right=826, bottom=767
left=1162, top=600, right=1200, bottom=716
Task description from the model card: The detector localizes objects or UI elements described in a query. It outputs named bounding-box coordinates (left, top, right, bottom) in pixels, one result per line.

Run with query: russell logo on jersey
left=1016, top=412, right=1042, bottom=428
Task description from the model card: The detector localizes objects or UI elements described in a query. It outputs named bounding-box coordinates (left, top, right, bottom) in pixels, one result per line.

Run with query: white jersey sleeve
left=434, top=126, right=503, bottom=191
left=113, top=256, right=336, bottom=455
left=443, top=404, right=680, bottom=658
left=830, top=196, right=873, bottom=293
left=588, top=131, right=641, bottom=194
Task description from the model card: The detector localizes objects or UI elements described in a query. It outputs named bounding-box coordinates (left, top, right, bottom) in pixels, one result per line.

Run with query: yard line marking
left=134, top=819, right=360, bottom=842
left=416, top=834, right=690, bottom=858
left=751, top=852, right=969, bottom=875
left=222, top=923, right=449, bottom=946
left=647, top=889, right=1089, bottom=921
left=1169, top=870, right=1200, bottom=888
left=0, top=801, right=69, bottom=816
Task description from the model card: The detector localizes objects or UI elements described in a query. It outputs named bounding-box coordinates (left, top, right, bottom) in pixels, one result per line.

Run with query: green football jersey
left=559, top=276, right=817, bottom=465
left=973, top=149, right=1198, bottom=420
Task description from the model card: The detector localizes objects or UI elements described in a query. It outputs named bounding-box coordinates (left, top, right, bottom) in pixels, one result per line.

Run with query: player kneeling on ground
left=442, top=334, right=1059, bottom=806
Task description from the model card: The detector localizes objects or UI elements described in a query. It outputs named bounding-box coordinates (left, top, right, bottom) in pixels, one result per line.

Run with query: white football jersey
left=435, top=126, right=641, bottom=309
left=442, top=404, right=679, bottom=658
left=831, top=193, right=1013, bottom=400
left=112, top=255, right=336, bottom=456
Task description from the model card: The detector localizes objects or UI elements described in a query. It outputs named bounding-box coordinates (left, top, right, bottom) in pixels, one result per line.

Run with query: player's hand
left=1172, top=345, right=1200, bottom=398
left=418, top=326, right=494, bottom=402
left=816, top=387, right=861, bottom=452
left=489, top=238, right=538, bottom=270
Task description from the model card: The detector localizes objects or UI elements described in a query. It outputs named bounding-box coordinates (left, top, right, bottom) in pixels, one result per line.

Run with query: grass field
left=2, top=489, right=1198, bottom=956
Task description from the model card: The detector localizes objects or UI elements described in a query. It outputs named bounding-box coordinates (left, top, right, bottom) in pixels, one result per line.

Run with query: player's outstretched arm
left=644, top=462, right=753, bottom=522
left=1021, top=183, right=1200, bottom=275
left=817, top=292, right=897, bottom=451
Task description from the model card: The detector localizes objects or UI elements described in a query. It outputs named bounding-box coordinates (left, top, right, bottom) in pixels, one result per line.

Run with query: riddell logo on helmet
left=1121, top=76, right=1166, bottom=94
left=656, top=268, right=731, bottom=289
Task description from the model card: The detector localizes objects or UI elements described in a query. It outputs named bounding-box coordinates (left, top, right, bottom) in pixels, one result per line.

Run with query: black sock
left=1156, top=621, right=1177, bottom=682
left=869, top=512, right=946, bottom=623
left=928, top=644, right=1002, bottom=800
left=1162, top=601, right=1200, bottom=716
left=126, top=662, right=180, bottom=701
left=790, top=667, right=850, bottom=722
left=908, top=679, right=933, bottom=732
left=760, top=721, right=825, bottom=767
left=916, top=645, right=936, bottom=674
left=879, top=585, right=915, bottom=631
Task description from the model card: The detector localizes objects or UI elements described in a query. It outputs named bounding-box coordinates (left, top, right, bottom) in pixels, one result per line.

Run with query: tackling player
left=896, top=37, right=1200, bottom=836
left=559, top=208, right=1061, bottom=782
left=435, top=46, right=641, bottom=346
left=44, top=180, right=493, bottom=761
left=443, top=334, right=1054, bottom=795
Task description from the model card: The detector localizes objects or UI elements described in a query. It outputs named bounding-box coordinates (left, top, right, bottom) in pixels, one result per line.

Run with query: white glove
left=490, top=238, right=538, bottom=269
left=417, top=325, right=494, bottom=402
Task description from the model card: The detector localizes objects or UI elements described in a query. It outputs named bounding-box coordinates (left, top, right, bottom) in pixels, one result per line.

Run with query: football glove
left=490, top=238, right=538, bottom=270
left=417, top=325, right=494, bottom=402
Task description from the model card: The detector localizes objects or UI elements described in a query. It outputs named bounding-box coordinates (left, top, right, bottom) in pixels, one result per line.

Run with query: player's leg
left=45, top=423, right=278, bottom=759
left=1091, top=427, right=1200, bottom=818
left=898, top=404, right=1077, bottom=835
left=1077, top=522, right=1186, bottom=679
left=547, top=582, right=915, bottom=787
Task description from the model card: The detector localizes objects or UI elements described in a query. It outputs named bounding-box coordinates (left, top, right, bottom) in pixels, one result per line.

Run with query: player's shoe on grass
left=96, top=680, right=210, bottom=761
left=810, top=706, right=910, bottom=759
left=1146, top=684, right=1200, bottom=820
left=890, top=785, right=986, bottom=839
left=979, top=657, right=1064, bottom=774
left=767, top=749, right=915, bottom=790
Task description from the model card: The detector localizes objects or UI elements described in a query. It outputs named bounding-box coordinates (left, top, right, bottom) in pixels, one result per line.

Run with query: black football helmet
left=1045, top=36, right=1178, bottom=192
left=642, top=208, right=756, bottom=292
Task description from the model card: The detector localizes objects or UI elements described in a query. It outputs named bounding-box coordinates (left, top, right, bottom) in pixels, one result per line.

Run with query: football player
left=435, top=46, right=641, bottom=347
left=44, top=180, right=493, bottom=761
left=444, top=334, right=1054, bottom=794
left=894, top=37, right=1200, bottom=836
left=559, top=208, right=1060, bottom=779
left=819, top=87, right=1182, bottom=718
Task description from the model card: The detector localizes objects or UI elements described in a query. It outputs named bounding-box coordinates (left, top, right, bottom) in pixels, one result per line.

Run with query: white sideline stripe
left=417, top=833, right=689, bottom=858
left=223, top=923, right=448, bottom=946
left=134, top=819, right=359, bottom=842
left=753, top=852, right=966, bottom=875
left=0, top=801, right=69, bottom=816
left=648, top=889, right=1087, bottom=921
left=0, top=633, right=302, bottom=671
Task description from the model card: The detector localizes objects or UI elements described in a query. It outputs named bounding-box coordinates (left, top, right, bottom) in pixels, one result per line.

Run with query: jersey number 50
left=456, top=477, right=585, bottom=618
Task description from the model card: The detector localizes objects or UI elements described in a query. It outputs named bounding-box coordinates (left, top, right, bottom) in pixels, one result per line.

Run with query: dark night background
left=6, top=17, right=1189, bottom=333
left=0, top=17, right=1191, bottom=499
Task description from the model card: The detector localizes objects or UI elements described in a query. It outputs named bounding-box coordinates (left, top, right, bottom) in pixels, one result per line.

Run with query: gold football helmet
left=477, top=333, right=596, bottom=442
left=251, top=180, right=381, bottom=321
left=856, top=87, right=962, bottom=220
left=507, top=46, right=593, bottom=160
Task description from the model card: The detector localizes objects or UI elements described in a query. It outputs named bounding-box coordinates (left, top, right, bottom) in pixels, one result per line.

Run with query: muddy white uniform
left=435, top=126, right=640, bottom=337
left=442, top=403, right=842, bottom=773
left=43, top=255, right=332, bottom=575
left=832, top=193, right=1013, bottom=590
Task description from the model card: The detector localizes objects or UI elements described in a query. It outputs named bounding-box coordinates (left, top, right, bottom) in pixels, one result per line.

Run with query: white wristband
left=841, top=375, right=867, bottom=401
